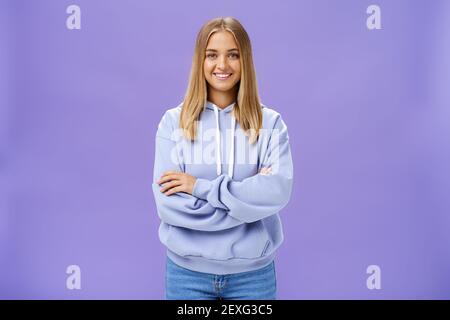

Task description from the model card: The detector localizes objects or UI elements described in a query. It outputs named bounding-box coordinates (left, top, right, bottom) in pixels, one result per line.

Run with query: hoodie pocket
left=164, top=221, right=271, bottom=260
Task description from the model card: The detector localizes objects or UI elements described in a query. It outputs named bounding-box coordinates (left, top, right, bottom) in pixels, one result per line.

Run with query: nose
left=217, top=55, right=227, bottom=69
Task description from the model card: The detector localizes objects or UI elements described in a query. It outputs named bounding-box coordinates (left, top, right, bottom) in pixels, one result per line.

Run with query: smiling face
left=204, top=30, right=241, bottom=100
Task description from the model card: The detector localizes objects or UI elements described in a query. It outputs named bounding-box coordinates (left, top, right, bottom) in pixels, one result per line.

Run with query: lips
left=213, top=73, right=232, bottom=80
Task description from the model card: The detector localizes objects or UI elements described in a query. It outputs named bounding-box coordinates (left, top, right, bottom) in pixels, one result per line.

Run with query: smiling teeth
left=214, top=73, right=231, bottom=78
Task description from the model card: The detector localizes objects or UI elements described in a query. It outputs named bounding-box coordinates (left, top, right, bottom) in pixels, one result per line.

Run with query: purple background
left=1, top=0, right=450, bottom=299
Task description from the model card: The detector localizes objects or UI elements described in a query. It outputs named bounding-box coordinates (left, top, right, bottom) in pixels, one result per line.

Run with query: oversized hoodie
left=152, top=101, right=293, bottom=275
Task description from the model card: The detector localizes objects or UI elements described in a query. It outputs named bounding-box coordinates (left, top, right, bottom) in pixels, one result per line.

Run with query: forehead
left=206, top=30, right=238, bottom=50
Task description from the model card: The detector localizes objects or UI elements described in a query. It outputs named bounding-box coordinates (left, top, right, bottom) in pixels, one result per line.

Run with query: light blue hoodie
left=152, top=101, right=293, bottom=275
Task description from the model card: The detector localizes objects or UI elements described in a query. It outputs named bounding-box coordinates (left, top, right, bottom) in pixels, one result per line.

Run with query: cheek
left=232, top=68, right=241, bottom=81
left=231, top=61, right=241, bottom=75
left=204, top=61, right=214, bottom=74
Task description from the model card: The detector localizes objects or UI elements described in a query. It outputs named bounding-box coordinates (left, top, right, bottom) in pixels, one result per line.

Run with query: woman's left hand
left=156, top=171, right=197, bottom=196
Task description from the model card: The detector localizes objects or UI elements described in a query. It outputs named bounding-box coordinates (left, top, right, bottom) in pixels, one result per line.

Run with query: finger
left=156, top=171, right=178, bottom=182
left=157, top=174, right=179, bottom=184
left=162, top=171, right=179, bottom=177
left=160, top=180, right=182, bottom=193
left=164, top=185, right=182, bottom=196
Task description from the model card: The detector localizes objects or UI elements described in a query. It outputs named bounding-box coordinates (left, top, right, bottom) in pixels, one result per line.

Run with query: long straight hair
left=180, top=17, right=262, bottom=144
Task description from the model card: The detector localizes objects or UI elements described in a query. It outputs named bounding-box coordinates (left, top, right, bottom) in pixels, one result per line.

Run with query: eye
left=229, top=53, right=240, bottom=59
left=206, top=53, right=217, bottom=59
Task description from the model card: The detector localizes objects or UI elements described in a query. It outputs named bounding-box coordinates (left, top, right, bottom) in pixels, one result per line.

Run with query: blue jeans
left=165, top=257, right=277, bottom=300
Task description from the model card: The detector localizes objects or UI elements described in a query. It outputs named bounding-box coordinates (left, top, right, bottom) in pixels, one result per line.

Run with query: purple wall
left=1, top=0, right=449, bottom=299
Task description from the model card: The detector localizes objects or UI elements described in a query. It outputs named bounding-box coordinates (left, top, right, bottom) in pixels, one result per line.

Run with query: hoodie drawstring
left=229, top=115, right=236, bottom=178
left=213, top=105, right=235, bottom=179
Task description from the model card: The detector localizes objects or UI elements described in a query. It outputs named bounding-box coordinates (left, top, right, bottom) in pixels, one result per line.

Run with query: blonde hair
left=180, top=17, right=262, bottom=144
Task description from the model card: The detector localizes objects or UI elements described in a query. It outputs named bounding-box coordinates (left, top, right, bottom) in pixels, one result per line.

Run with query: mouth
left=213, top=73, right=232, bottom=80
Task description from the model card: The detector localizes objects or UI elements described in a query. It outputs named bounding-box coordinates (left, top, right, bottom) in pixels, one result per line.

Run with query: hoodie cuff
left=192, top=178, right=213, bottom=200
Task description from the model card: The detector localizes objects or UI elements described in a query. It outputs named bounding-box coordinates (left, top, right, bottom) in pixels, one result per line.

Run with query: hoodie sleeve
left=192, top=115, right=294, bottom=223
left=152, top=111, right=245, bottom=231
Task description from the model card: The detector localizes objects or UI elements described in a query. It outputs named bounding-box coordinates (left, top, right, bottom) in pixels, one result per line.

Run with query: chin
left=211, top=81, right=239, bottom=92
left=212, top=85, right=235, bottom=92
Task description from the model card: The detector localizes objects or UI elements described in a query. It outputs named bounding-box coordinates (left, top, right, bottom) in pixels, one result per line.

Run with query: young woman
left=152, top=17, right=293, bottom=300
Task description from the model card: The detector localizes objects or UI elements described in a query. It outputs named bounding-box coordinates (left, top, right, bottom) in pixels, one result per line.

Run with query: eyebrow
left=205, top=48, right=239, bottom=52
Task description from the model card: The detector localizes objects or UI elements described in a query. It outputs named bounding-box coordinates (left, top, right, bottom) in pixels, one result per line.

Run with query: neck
left=207, top=87, right=237, bottom=109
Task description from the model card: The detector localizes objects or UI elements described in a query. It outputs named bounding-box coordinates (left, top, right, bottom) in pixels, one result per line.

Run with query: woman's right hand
left=259, top=167, right=272, bottom=175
